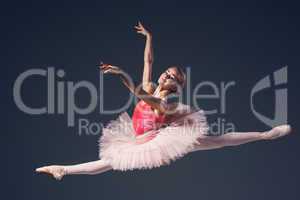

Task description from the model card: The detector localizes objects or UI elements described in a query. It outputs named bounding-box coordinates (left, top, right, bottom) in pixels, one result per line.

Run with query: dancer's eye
left=169, top=76, right=175, bottom=80
left=166, top=70, right=177, bottom=81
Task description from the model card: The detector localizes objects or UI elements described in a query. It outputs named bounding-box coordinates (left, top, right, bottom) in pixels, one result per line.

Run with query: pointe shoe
left=262, top=124, right=292, bottom=140
left=36, top=165, right=67, bottom=180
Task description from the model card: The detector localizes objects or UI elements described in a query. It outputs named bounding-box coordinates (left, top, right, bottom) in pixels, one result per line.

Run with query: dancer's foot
left=36, top=165, right=67, bottom=180
left=262, top=124, right=292, bottom=140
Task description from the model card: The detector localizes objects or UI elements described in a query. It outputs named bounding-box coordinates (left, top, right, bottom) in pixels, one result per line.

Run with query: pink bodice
left=132, top=101, right=166, bottom=136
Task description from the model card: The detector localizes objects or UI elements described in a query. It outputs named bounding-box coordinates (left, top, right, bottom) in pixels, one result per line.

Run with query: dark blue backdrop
left=1, top=1, right=299, bottom=200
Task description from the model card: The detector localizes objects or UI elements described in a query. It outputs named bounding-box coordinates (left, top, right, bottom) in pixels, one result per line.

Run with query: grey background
left=1, top=1, right=299, bottom=200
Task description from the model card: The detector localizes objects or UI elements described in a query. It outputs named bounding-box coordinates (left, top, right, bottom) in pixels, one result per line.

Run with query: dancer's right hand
left=99, top=63, right=123, bottom=75
left=36, top=165, right=66, bottom=181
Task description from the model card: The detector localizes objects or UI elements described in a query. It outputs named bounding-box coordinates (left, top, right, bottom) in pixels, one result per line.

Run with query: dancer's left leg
left=36, top=159, right=112, bottom=180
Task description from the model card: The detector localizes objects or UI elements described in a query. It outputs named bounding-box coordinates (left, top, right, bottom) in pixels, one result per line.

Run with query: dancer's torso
left=132, top=100, right=167, bottom=136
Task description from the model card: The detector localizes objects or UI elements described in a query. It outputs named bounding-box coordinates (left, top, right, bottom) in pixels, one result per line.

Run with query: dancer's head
left=158, top=66, right=186, bottom=94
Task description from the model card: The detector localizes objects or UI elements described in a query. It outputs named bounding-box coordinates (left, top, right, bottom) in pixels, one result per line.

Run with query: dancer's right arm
left=119, top=71, right=168, bottom=113
left=99, top=64, right=169, bottom=114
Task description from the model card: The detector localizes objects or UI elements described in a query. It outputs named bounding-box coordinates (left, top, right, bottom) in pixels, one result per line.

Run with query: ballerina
left=36, top=22, right=291, bottom=180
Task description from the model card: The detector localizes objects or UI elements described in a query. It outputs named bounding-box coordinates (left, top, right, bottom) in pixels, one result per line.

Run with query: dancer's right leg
left=36, top=159, right=112, bottom=180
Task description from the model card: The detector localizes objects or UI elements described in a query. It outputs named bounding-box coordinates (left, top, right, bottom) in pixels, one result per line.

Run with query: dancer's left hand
left=134, top=21, right=151, bottom=37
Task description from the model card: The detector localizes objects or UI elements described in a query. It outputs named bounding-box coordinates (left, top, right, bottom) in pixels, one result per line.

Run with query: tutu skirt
left=99, top=103, right=209, bottom=171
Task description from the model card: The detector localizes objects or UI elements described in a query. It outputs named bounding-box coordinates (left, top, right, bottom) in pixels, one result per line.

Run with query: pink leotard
left=132, top=100, right=166, bottom=136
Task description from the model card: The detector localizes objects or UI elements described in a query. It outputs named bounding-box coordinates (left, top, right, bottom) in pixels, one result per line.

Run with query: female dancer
left=36, top=22, right=291, bottom=180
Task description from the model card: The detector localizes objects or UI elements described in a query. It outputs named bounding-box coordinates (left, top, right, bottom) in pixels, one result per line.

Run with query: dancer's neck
left=153, top=85, right=171, bottom=99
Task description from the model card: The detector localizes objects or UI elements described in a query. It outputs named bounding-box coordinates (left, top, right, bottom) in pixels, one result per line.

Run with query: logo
left=250, top=66, right=288, bottom=127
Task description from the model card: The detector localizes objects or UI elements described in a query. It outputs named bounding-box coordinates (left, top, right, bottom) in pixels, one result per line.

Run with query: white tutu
left=98, top=103, right=209, bottom=171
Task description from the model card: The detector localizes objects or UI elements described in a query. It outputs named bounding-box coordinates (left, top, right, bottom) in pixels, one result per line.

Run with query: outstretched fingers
left=134, top=21, right=149, bottom=36
left=99, top=63, right=113, bottom=73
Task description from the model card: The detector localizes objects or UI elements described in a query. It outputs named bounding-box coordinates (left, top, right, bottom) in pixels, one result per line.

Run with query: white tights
left=64, top=160, right=112, bottom=175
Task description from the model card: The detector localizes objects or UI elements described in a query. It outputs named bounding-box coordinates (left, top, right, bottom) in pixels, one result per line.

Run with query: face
left=158, top=67, right=183, bottom=92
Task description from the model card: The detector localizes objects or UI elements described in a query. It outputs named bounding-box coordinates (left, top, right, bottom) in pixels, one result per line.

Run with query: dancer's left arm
left=134, top=21, right=155, bottom=93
